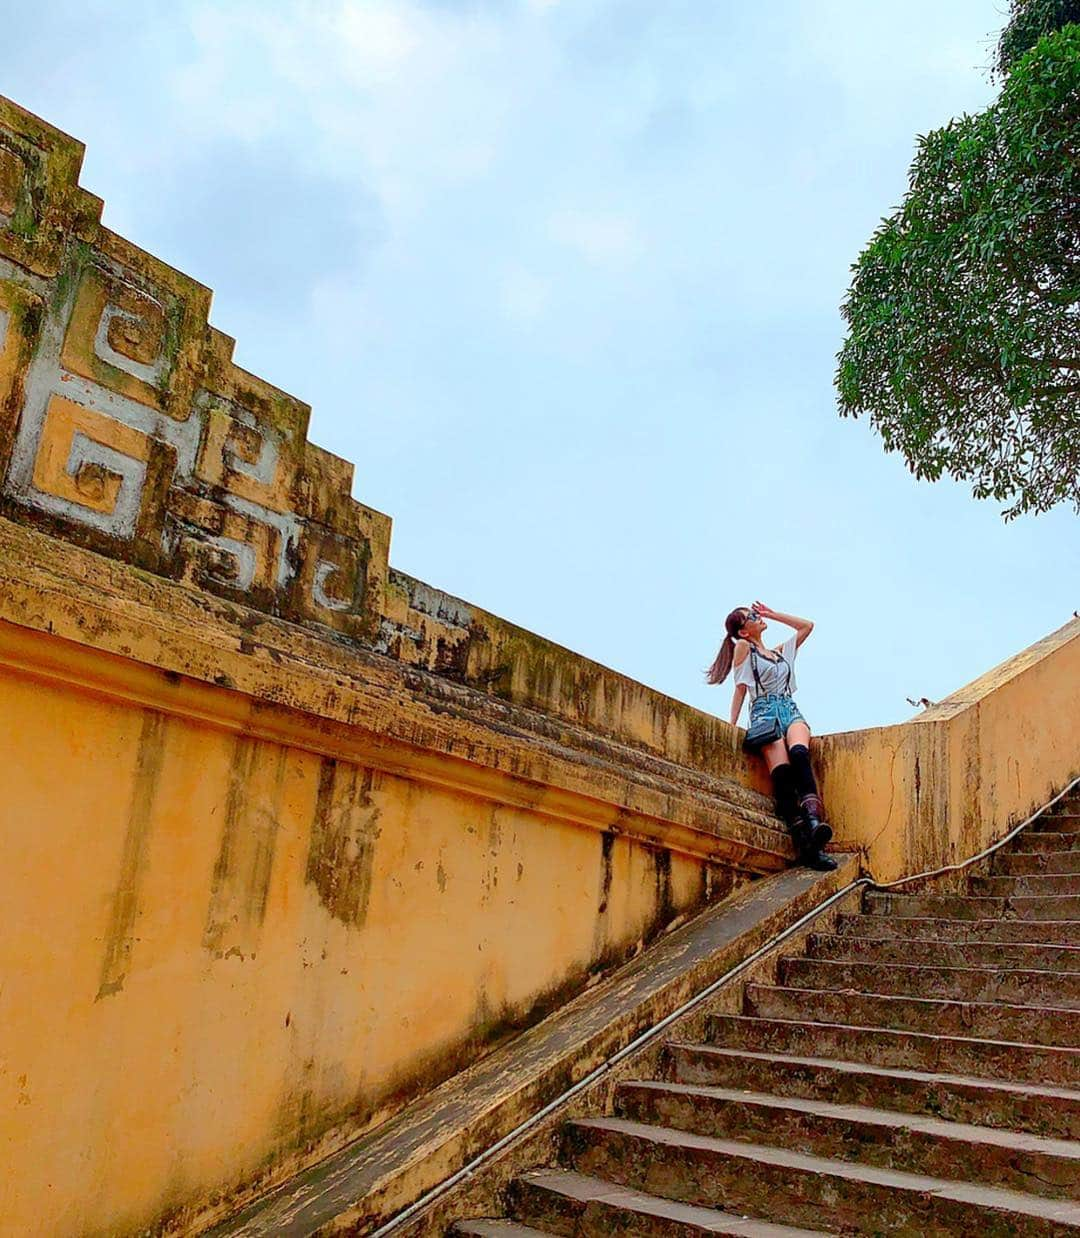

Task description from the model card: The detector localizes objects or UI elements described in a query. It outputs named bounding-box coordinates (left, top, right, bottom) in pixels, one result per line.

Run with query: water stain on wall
left=702, top=860, right=734, bottom=906
left=597, top=830, right=615, bottom=917
left=203, top=736, right=287, bottom=959
left=591, top=829, right=617, bottom=960
left=305, top=758, right=379, bottom=929
left=649, top=846, right=674, bottom=938
left=97, top=711, right=168, bottom=999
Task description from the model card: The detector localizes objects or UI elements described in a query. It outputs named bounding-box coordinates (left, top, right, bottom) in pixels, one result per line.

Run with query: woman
left=706, top=602, right=836, bottom=871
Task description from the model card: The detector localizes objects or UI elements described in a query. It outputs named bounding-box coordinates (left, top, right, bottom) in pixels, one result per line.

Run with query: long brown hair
left=705, top=608, right=750, bottom=685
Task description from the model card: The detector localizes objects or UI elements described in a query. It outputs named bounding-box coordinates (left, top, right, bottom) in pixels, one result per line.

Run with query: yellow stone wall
left=0, top=93, right=1077, bottom=1238
left=817, top=616, right=1080, bottom=883
left=0, top=632, right=712, bottom=1235
left=0, top=520, right=789, bottom=1236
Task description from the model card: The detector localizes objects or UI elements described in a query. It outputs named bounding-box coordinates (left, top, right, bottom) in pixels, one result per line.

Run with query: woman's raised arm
left=753, top=601, right=814, bottom=649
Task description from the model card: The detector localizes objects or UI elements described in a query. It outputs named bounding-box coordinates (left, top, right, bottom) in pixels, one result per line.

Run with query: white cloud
left=334, top=4, right=420, bottom=84
left=168, top=0, right=564, bottom=221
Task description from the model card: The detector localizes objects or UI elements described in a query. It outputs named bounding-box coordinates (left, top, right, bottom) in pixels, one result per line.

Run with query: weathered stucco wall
left=0, top=523, right=790, bottom=1237
left=817, top=617, right=1080, bottom=883
left=0, top=630, right=721, bottom=1236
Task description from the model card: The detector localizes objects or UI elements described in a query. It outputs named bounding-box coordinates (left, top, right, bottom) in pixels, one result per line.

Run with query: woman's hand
left=756, top=601, right=814, bottom=646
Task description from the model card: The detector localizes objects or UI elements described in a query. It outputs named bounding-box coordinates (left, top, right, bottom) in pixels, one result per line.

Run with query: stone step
left=777, top=956, right=1080, bottom=1008
left=666, top=1043, right=1080, bottom=1140
left=864, top=889, right=1080, bottom=921
left=995, top=849, right=1080, bottom=875
left=807, top=932, right=1080, bottom=973
left=509, top=1167, right=825, bottom=1236
left=706, top=1013, right=1080, bottom=1087
left=973, top=873, right=1080, bottom=897
left=833, top=914, right=1080, bottom=945
left=744, top=983, right=1080, bottom=1048
left=1035, top=813, right=1080, bottom=833
left=451, top=1223, right=554, bottom=1237
left=563, top=1117, right=1080, bottom=1234
left=613, top=1079, right=1080, bottom=1200
left=1003, top=830, right=1080, bottom=853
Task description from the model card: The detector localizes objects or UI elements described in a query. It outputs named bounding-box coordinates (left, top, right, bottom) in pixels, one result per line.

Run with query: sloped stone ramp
left=452, top=789, right=1080, bottom=1234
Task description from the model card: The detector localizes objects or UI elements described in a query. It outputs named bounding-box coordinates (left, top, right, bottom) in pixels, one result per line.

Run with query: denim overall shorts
left=748, top=644, right=806, bottom=734
left=749, top=691, right=806, bottom=734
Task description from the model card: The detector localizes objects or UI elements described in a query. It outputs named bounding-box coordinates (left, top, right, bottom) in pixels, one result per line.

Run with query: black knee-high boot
left=788, top=744, right=834, bottom=853
left=770, top=763, right=834, bottom=871
left=770, top=762, right=800, bottom=829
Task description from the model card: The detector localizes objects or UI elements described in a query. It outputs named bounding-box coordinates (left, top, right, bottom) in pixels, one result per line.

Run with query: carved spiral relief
left=0, top=95, right=389, bottom=635
left=31, top=397, right=151, bottom=537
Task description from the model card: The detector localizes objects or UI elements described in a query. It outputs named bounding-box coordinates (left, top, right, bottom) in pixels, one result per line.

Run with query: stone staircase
left=450, top=790, right=1080, bottom=1234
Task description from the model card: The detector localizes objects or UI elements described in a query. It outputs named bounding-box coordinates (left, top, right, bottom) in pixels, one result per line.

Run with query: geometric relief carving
left=31, top=395, right=151, bottom=536
left=61, top=267, right=173, bottom=412
left=3, top=246, right=380, bottom=628
left=286, top=523, right=371, bottom=638
left=166, top=489, right=281, bottom=595
left=314, top=559, right=355, bottom=611
left=311, top=536, right=365, bottom=614
left=0, top=98, right=96, bottom=280
left=194, top=394, right=290, bottom=512
left=0, top=92, right=390, bottom=642
left=161, top=387, right=306, bottom=601
left=3, top=262, right=199, bottom=547
left=95, top=299, right=166, bottom=386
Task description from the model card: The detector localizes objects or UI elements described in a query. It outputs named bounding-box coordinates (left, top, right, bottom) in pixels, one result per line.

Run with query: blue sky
left=4, top=1, right=1076, bottom=733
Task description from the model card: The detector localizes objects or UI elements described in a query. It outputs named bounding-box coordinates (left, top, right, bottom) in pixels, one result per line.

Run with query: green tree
left=836, top=12, right=1080, bottom=518
left=996, top=0, right=1080, bottom=74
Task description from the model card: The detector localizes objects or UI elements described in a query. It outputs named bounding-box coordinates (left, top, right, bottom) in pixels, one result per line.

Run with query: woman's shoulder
left=733, top=638, right=751, bottom=666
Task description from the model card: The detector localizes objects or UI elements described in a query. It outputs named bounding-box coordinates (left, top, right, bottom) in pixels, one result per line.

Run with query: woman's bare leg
left=761, top=736, right=790, bottom=772
left=785, top=720, right=811, bottom=749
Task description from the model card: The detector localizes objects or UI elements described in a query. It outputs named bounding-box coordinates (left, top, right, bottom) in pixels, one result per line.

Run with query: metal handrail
left=370, top=872, right=867, bottom=1235
left=372, top=774, right=1079, bottom=1235
left=871, top=773, right=1080, bottom=890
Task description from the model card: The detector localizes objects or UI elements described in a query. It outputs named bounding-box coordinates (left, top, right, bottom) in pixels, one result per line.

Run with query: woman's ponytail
left=705, top=635, right=735, bottom=684
left=705, top=607, right=751, bottom=685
